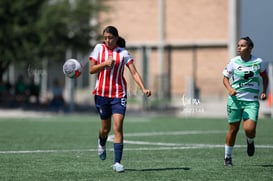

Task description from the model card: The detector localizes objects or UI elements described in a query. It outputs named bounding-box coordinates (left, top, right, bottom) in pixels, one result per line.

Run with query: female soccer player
left=222, top=36, right=268, bottom=166
left=89, top=26, right=151, bottom=172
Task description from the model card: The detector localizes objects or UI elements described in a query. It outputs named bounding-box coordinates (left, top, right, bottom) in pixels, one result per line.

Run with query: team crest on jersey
left=252, top=64, right=259, bottom=71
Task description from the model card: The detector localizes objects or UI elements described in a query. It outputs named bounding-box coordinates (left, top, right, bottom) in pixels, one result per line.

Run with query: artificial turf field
left=0, top=113, right=272, bottom=181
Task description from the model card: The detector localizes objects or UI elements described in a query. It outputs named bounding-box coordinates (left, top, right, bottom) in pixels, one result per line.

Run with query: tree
left=0, top=0, right=45, bottom=80
left=0, top=0, right=105, bottom=81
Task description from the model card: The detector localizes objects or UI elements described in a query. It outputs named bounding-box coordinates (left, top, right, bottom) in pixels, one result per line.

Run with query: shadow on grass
left=257, top=164, right=273, bottom=168
left=126, top=167, right=190, bottom=172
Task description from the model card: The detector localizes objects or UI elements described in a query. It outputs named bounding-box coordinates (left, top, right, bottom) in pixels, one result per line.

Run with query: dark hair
left=240, top=36, right=254, bottom=48
left=103, top=25, right=126, bottom=48
left=117, top=37, right=126, bottom=48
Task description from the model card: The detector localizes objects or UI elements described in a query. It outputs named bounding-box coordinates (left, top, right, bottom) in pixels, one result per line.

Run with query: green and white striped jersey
left=223, top=55, right=267, bottom=101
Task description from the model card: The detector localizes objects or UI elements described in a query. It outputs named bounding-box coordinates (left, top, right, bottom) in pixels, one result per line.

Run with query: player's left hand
left=260, top=93, right=267, bottom=100
left=143, top=89, right=151, bottom=97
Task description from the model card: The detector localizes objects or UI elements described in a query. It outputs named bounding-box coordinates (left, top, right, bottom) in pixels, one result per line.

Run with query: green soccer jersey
left=223, top=55, right=267, bottom=101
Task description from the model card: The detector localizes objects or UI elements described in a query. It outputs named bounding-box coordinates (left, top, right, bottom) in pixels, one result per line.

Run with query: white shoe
left=113, top=162, right=124, bottom=172
left=98, top=139, right=106, bottom=160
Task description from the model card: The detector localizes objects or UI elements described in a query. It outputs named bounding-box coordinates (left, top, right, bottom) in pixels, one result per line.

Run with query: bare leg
left=224, top=121, right=240, bottom=165
left=99, top=118, right=111, bottom=139
left=113, top=114, right=124, bottom=143
left=226, top=122, right=240, bottom=146
left=243, top=119, right=256, bottom=156
left=243, top=119, right=256, bottom=139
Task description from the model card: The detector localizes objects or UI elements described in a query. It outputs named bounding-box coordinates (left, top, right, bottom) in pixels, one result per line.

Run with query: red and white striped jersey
left=89, top=43, right=133, bottom=98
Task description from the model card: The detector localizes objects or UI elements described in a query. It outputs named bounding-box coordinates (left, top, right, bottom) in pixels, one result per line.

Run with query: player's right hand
left=229, top=88, right=236, bottom=96
left=105, top=56, right=115, bottom=69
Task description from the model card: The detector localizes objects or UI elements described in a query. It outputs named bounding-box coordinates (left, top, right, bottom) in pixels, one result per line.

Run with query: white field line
left=1, top=130, right=273, bottom=154
left=108, top=130, right=227, bottom=146
left=1, top=145, right=273, bottom=154
left=0, top=149, right=96, bottom=154
left=122, top=130, right=227, bottom=137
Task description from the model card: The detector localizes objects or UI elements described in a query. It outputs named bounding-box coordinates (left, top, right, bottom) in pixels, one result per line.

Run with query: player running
left=89, top=26, right=151, bottom=172
left=222, top=36, right=268, bottom=166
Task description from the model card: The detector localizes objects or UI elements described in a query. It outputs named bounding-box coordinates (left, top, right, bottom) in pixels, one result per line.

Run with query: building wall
left=99, top=0, right=229, bottom=99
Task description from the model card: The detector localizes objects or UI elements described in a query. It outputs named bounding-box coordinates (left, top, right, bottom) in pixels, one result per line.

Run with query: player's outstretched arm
left=127, top=63, right=151, bottom=97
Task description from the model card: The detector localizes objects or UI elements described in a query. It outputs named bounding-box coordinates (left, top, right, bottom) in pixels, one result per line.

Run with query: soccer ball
left=63, top=59, right=82, bottom=78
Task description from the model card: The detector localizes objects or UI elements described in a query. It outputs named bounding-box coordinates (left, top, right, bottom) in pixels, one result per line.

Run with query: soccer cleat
left=113, top=162, right=124, bottom=172
left=247, top=140, right=255, bottom=157
left=224, top=157, right=233, bottom=166
left=98, top=139, right=106, bottom=160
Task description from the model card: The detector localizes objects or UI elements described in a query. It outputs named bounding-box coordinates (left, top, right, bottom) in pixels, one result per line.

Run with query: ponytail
left=117, top=36, right=126, bottom=48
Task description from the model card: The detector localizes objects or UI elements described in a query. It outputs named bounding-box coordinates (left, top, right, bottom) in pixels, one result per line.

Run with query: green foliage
left=0, top=0, right=45, bottom=73
left=36, top=0, right=102, bottom=61
left=0, top=0, right=105, bottom=77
